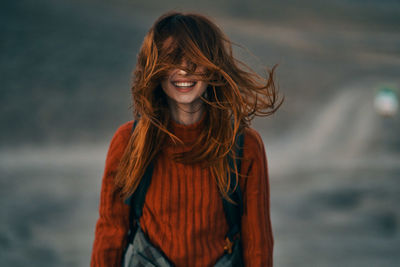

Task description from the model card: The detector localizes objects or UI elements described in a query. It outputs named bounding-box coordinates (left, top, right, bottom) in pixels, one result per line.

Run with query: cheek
left=198, top=81, right=208, bottom=95
left=161, top=79, right=170, bottom=94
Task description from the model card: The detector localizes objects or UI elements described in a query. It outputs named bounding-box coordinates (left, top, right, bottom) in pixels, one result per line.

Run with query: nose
left=177, top=59, right=197, bottom=75
left=177, top=68, right=188, bottom=75
left=177, top=60, right=189, bottom=75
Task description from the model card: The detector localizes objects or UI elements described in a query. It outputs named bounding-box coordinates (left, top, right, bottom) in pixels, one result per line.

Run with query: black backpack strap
left=125, top=120, right=155, bottom=244
left=222, top=131, right=244, bottom=245
left=126, top=161, right=154, bottom=243
left=123, top=120, right=139, bottom=207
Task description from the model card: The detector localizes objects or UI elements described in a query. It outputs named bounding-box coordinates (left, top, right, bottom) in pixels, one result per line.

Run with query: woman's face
left=161, top=60, right=208, bottom=106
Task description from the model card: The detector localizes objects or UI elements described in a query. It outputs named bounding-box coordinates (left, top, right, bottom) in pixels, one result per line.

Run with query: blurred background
left=1, top=0, right=399, bottom=266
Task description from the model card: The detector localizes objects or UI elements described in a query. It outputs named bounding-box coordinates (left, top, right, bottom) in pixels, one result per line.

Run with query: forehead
left=160, top=36, right=178, bottom=54
left=158, top=35, right=205, bottom=66
left=159, top=36, right=193, bottom=63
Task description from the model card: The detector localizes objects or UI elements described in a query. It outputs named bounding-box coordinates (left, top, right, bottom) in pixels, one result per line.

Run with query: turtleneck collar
left=168, top=111, right=206, bottom=145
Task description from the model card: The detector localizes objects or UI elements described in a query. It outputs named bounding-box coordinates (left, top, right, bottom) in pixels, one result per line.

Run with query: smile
left=172, top=81, right=197, bottom=88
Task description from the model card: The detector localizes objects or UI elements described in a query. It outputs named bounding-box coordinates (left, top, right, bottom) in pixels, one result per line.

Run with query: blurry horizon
left=1, top=0, right=400, bottom=146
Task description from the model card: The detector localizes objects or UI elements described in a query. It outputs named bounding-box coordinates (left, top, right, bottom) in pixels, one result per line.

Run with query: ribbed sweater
left=91, top=117, right=273, bottom=267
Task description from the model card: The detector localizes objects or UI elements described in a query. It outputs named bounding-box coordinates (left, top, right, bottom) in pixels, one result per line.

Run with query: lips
left=172, top=81, right=197, bottom=88
left=170, top=79, right=198, bottom=93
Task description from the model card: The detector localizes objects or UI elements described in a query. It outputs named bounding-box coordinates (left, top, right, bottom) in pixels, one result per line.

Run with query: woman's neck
left=167, top=99, right=205, bottom=125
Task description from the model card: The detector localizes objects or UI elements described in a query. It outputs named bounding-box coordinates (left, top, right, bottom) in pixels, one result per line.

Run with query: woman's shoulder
left=242, top=127, right=265, bottom=151
left=113, top=120, right=135, bottom=137
left=241, top=127, right=267, bottom=163
left=108, top=120, right=135, bottom=148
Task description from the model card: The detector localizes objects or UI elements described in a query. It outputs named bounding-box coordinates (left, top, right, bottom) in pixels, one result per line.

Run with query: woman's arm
left=91, top=122, right=133, bottom=267
left=240, top=128, right=274, bottom=267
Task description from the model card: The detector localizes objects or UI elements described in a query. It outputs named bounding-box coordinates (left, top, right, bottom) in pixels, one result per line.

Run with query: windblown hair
left=115, top=11, right=283, bottom=202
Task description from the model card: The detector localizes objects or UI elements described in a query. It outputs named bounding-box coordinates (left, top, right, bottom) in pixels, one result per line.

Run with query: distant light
left=374, top=87, right=398, bottom=117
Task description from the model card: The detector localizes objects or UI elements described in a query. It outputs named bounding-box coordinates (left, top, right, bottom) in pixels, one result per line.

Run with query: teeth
left=173, top=81, right=196, bottom=87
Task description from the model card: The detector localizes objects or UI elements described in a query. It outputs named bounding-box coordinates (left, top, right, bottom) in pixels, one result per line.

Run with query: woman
left=91, top=11, right=282, bottom=267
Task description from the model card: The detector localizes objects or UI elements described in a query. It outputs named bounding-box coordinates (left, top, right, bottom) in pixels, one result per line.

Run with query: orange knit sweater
left=91, top=117, right=273, bottom=266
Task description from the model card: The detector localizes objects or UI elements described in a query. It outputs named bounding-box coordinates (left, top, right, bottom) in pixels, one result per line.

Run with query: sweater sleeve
left=240, top=128, right=274, bottom=267
left=91, top=121, right=133, bottom=267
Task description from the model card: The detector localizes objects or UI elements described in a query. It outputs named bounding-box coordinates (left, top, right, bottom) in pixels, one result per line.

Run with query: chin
left=171, top=95, right=201, bottom=105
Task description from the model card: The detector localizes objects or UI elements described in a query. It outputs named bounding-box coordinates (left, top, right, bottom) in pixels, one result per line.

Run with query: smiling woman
left=91, top=11, right=282, bottom=267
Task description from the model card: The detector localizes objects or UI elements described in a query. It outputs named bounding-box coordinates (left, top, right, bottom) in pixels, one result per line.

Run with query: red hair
left=115, top=12, right=283, bottom=202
